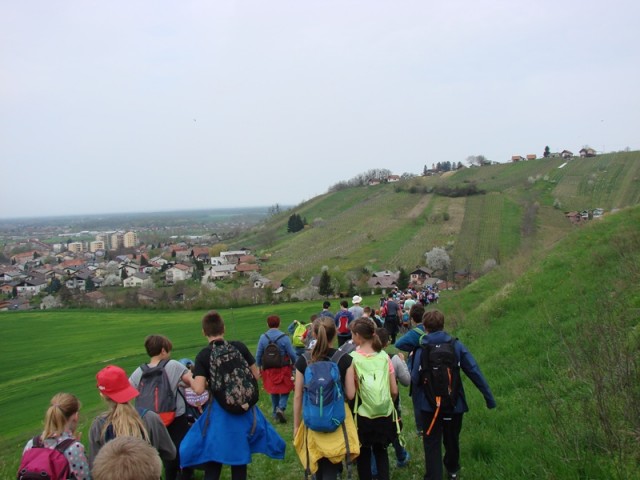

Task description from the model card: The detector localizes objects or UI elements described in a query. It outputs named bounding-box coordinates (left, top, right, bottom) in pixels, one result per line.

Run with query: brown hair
left=423, top=310, right=445, bottom=332
left=93, top=436, right=161, bottom=480
left=310, top=317, right=337, bottom=363
left=42, top=393, right=80, bottom=439
left=410, top=303, right=425, bottom=325
left=202, top=310, right=224, bottom=337
left=144, top=335, right=172, bottom=357
left=267, top=315, right=280, bottom=328
left=350, top=317, right=383, bottom=352
left=376, top=327, right=390, bottom=348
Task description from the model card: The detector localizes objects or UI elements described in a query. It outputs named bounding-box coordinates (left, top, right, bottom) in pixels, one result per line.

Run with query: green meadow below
left=1, top=206, right=639, bottom=479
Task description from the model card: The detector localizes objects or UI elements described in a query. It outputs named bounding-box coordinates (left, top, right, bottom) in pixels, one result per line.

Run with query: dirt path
left=406, top=195, right=432, bottom=218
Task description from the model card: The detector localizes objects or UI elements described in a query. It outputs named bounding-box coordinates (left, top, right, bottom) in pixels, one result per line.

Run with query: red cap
left=96, top=365, right=139, bottom=404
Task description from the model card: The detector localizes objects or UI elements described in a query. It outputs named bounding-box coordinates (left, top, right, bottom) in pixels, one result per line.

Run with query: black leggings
left=357, top=444, right=389, bottom=480
left=203, top=462, right=247, bottom=480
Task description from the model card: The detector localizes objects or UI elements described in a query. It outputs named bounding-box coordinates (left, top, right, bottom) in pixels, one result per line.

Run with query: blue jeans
left=271, top=393, right=290, bottom=415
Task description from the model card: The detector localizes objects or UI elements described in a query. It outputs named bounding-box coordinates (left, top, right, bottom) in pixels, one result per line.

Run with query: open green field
left=3, top=206, right=639, bottom=479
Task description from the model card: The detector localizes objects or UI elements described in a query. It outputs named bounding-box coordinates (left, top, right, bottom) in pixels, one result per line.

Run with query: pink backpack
left=17, top=436, right=76, bottom=480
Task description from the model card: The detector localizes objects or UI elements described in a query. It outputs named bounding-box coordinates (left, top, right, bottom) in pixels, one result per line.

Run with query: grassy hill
left=237, top=151, right=640, bottom=286
left=1, top=204, right=638, bottom=478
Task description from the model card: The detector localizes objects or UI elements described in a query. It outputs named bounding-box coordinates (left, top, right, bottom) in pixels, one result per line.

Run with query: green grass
left=2, top=207, right=640, bottom=479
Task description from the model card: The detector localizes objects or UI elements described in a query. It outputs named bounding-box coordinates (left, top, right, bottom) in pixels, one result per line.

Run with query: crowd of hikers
left=18, top=289, right=495, bottom=480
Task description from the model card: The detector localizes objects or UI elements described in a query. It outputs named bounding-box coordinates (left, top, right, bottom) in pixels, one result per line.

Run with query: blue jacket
left=256, top=328, right=298, bottom=368
left=395, top=325, right=425, bottom=353
left=410, top=330, right=496, bottom=417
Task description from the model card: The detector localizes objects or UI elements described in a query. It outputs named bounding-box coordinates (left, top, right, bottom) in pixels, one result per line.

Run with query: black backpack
left=262, top=333, right=286, bottom=369
left=419, top=338, right=461, bottom=435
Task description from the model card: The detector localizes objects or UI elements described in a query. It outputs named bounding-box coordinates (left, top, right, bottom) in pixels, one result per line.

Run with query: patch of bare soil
left=406, top=195, right=432, bottom=218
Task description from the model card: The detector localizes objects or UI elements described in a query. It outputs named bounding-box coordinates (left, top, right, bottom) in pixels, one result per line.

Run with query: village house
left=165, top=264, right=193, bottom=284
left=579, top=147, right=597, bottom=158
left=511, top=155, right=525, bottom=162
left=123, top=272, right=149, bottom=288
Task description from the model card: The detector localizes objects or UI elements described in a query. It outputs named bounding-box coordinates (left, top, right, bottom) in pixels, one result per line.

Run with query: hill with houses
left=1, top=149, right=640, bottom=310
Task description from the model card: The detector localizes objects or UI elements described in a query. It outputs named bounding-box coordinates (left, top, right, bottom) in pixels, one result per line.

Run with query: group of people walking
left=19, top=295, right=495, bottom=480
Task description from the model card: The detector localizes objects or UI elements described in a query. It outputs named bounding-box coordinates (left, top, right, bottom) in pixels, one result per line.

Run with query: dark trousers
left=357, top=444, right=389, bottom=480
left=165, top=415, right=193, bottom=480
left=203, top=462, right=247, bottom=480
left=314, top=457, right=343, bottom=480
left=420, top=411, right=463, bottom=480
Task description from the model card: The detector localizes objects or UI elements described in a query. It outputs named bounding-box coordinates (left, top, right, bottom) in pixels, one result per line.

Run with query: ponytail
left=310, top=317, right=336, bottom=363
left=42, top=393, right=80, bottom=439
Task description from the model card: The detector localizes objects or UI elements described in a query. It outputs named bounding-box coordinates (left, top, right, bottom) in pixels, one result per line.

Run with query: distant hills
left=234, top=150, right=640, bottom=289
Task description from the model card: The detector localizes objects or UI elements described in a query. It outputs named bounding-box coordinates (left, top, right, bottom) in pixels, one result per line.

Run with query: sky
left=2, top=0, right=639, bottom=219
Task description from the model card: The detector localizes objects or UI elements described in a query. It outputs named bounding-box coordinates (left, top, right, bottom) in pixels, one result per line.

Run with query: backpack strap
left=54, top=437, right=77, bottom=455
left=267, top=332, right=286, bottom=344
left=341, top=422, right=352, bottom=480
left=31, top=435, right=43, bottom=448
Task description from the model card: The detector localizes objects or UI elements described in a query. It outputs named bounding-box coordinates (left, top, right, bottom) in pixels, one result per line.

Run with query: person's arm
left=250, top=363, right=260, bottom=380
left=459, top=343, right=496, bottom=409
left=293, top=369, right=304, bottom=436
left=88, top=417, right=105, bottom=467
left=191, top=375, right=207, bottom=395
left=180, top=370, right=192, bottom=388
left=344, top=364, right=356, bottom=401
left=287, top=320, right=298, bottom=336
left=388, top=357, right=399, bottom=400
left=144, top=412, right=177, bottom=461
left=392, top=353, right=411, bottom=387
left=284, top=336, right=297, bottom=363
left=67, top=441, right=91, bottom=480
left=255, top=334, right=266, bottom=369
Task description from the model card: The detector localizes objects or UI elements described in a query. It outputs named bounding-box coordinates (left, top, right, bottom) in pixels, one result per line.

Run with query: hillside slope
left=236, top=151, right=640, bottom=288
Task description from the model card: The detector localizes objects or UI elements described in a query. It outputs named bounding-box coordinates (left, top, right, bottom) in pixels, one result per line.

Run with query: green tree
left=85, top=277, right=96, bottom=292
left=318, top=270, right=333, bottom=297
left=397, top=267, right=410, bottom=290
left=48, top=277, right=62, bottom=294
left=287, top=214, right=305, bottom=233
left=543, top=146, right=550, bottom=158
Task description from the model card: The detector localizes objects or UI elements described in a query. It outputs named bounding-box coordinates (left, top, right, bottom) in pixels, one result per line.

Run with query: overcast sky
left=2, top=0, right=639, bottom=219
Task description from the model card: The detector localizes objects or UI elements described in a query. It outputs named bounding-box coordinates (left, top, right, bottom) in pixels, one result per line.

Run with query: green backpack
left=292, top=322, right=308, bottom=348
left=350, top=350, right=394, bottom=418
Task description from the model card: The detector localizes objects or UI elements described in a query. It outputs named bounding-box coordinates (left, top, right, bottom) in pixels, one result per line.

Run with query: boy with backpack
left=410, top=310, right=496, bottom=480
left=334, top=300, right=355, bottom=347
left=180, top=310, right=285, bottom=480
left=349, top=318, right=399, bottom=480
left=129, top=335, right=193, bottom=480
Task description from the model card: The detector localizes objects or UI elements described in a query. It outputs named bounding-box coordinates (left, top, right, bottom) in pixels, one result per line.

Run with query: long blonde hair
left=310, top=316, right=337, bottom=363
left=101, top=398, right=149, bottom=441
left=42, top=393, right=80, bottom=439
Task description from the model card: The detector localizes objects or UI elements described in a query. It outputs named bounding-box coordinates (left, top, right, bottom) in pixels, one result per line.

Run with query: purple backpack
left=17, top=436, right=76, bottom=480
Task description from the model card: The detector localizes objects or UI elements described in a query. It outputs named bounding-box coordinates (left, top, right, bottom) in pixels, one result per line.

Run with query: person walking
left=334, top=300, right=355, bottom=347
left=410, top=310, right=496, bottom=480
left=292, top=316, right=358, bottom=480
left=256, top=314, right=297, bottom=423
left=129, top=334, right=194, bottom=480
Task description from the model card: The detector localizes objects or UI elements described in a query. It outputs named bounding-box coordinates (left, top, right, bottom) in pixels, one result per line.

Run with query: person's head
left=322, top=301, right=331, bottom=310
left=42, top=393, right=81, bottom=439
left=376, top=327, right=390, bottom=348
left=310, top=316, right=337, bottom=363
left=267, top=315, right=280, bottom=328
left=363, top=306, right=372, bottom=316
left=410, top=303, right=425, bottom=326
left=350, top=317, right=383, bottom=352
left=96, top=365, right=139, bottom=404
left=179, top=358, right=194, bottom=371
left=202, top=310, right=224, bottom=337
left=352, top=295, right=362, bottom=305
left=144, top=334, right=172, bottom=357
left=423, top=310, right=445, bottom=333
left=340, top=300, right=348, bottom=309
left=388, top=292, right=394, bottom=299
left=92, top=436, right=162, bottom=480
left=309, top=313, right=318, bottom=322
left=96, top=366, right=148, bottom=440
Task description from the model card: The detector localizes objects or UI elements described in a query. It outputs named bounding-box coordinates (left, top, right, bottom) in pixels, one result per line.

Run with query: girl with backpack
left=255, top=315, right=298, bottom=423
left=19, top=392, right=91, bottom=480
left=292, top=316, right=358, bottom=480
left=89, top=365, right=176, bottom=467
left=349, top=318, right=399, bottom=480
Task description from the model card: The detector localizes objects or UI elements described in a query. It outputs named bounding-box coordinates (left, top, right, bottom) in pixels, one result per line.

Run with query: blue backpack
left=302, top=351, right=346, bottom=432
